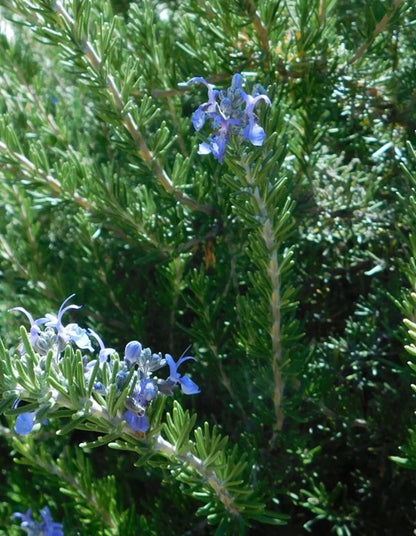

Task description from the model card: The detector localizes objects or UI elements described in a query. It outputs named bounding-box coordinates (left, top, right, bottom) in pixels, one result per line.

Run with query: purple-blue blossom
left=10, top=295, right=94, bottom=356
left=241, top=91, right=271, bottom=146
left=122, top=349, right=199, bottom=433
left=14, top=506, right=64, bottom=536
left=13, top=400, right=49, bottom=436
left=124, top=343, right=165, bottom=377
left=186, top=73, right=271, bottom=162
left=88, top=329, right=116, bottom=363
left=166, top=354, right=200, bottom=394
left=123, top=379, right=158, bottom=433
left=13, top=399, right=40, bottom=436
left=8, top=306, right=45, bottom=354
left=124, top=340, right=142, bottom=366
left=44, top=295, right=93, bottom=351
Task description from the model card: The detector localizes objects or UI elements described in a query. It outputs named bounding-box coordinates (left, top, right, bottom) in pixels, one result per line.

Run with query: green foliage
left=0, top=0, right=415, bottom=534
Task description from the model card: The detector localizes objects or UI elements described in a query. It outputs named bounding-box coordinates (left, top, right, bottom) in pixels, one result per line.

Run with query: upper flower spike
left=186, top=73, right=270, bottom=162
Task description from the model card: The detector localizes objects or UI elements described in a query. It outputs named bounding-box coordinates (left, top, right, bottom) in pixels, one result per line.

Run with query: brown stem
left=349, top=0, right=405, bottom=65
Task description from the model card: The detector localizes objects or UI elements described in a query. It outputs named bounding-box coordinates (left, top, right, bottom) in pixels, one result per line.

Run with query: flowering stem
left=244, top=161, right=286, bottom=432
left=253, top=188, right=285, bottom=431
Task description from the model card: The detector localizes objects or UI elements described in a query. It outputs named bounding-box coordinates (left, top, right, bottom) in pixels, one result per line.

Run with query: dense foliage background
left=0, top=0, right=416, bottom=534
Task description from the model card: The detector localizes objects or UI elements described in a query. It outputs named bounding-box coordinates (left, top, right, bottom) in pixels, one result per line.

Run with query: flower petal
left=15, top=412, right=36, bottom=435
left=124, top=410, right=149, bottom=432
left=13, top=509, right=33, bottom=522
left=231, top=73, right=244, bottom=90
left=244, top=121, right=266, bottom=146
left=192, top=106, right=206, bottom=131
left=186, top=76, right=210, bottom=87
left=165, top=353, right=179, bottom=378
left=65, top=323, right=93, bottom=351
left=141, top=379, right=158, bottom=402
left=125, top=340, right=142, bottom=365
left=179, top=375, right=200, bottom=395
left=198, top=142, right=212, bottom=155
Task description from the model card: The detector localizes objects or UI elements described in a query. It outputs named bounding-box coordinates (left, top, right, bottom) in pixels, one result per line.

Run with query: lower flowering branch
left=0, top=295, right=252, bottom=524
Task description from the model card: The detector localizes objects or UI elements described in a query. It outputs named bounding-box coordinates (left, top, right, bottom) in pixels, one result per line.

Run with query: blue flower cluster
left=10, top=296, right=200, bottom=435
left=14, top=507, right=64, bottom=536
left=187, top=73, right=271, bottom=163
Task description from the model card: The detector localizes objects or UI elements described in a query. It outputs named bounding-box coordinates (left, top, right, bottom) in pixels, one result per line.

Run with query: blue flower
left=166, top=354, right=200, bottom=395
left=88, top=329, right=116, bottom=363
left=198, top=116, right=241, bottom=163
left=44, top=295, right=93, bottom=351
left=241, top=91, right=271, bottom=146
left=123, top=379, right=158, bottom=433
left=186, top=73, right=270, bottom=162
left=14, top=506, right=64, bottom=536
left=14, top=411, right=37, bottom=435
left=10, top=295, right=93, bottom=356
left=124, top=342, right=165, bottom=377
left=9, top=306, right=45, bottom=354
left=124, top=410, right=149, bottom=433
left=187, top=76, right=219, bottom=131
left=83, top=330, right=116, bottom=392
left=13, top=399, right=50, bottom=436
left=124, top=340, right=142, bottom=366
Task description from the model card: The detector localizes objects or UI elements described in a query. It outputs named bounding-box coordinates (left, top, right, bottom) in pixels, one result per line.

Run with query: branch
left=155, top=435, right=240, bottom=516
left=53, top=1, right=213, bottom=215
left=0, top=140, right=171, bottom=253
left=86, top=398, right=241, bottom=517
left=243, top=160, right=286, bottom=432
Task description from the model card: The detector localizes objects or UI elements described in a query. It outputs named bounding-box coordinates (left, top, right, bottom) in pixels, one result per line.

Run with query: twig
left=241, top=0, right=271, bottom=65
left=86, top=398, right=241, bottom=517
left=349, top=0, right=405, bottom=65
left=0, top=140, right=91, bottom=209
